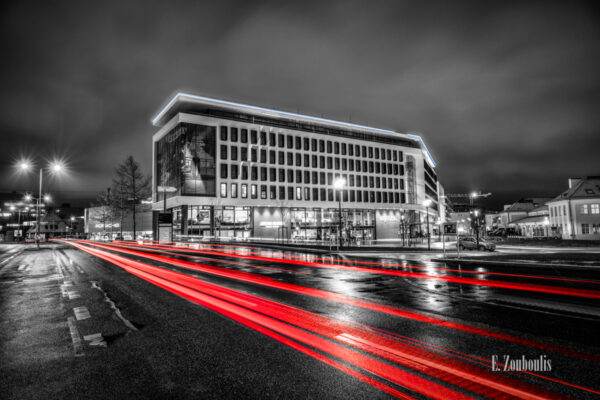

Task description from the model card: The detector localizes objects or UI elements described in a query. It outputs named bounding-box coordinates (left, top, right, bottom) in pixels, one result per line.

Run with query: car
left=457, top=236, right=496, bottom=251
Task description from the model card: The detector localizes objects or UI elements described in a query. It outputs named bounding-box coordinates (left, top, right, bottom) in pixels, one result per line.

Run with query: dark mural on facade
left=156, top=123, right=216, bottom=197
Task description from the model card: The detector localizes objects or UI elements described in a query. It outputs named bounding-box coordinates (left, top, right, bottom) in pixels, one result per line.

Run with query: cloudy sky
left=1, top=0, right=599, bottom=209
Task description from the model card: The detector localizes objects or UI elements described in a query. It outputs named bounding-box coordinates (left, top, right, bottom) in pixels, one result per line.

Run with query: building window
left=278, top=134, right=285, bottom=147
left=260, top=149, right=266, bottom=163
left=592, top=204, right=600, bottom=214
left=260, top=131, right=267, bottom=145
left=279, top=186, right=286, bottom=200
left=250, top=130, right=257, bottom=144
left=582, top=223, right=590, bottom=234
left=231, top=128, right=238, bottom=142
left=288, top=187, right=294, bottom=200
left=251, top=148, right=257, bottom=162
left=296, top=187, right=302, bottom=200
left=220, top=183, right=227, bottom=198
left=269, top=150, right=276, bottom=164
left=251, top=184, right=257, bottom=199
left=220, top=145, right=228, bottom=160
left=241, top=184, right=248, bottom=198
left=260, top=185, right=267, bottom=199
left=287, top=135, right=294, bottom=149
left=241, top=148, right=248, bottom=162
left=220, top=163, right=228, bottom=179
left=279, top=169, right=285, bottom=182
left=311, top=139, right=317, bottom=151
left=231, top=183, right=238, bottom=198
left=251, top=166, right=258, bottom=180
left=296, top=136, right=302, bottom=150
left=241, top=129, right=248, bottom=143
left=304, top=187, right=310, bottom=201
left=231, top=146, right=238, bottom=161
left=313, top=188, right=319, bottom=201
left=231, top=164, right=238, bottom=179
left=270, top=186, right=276, bottom=200
left=296, top=153, right=302, bottom=166
left=296, top=170, right=302, bottom=183
left=260, top=167, right=267, bottom=181
left=581, top=204, right=589, bottom=214
left=220, top=126, right=228, bottom=141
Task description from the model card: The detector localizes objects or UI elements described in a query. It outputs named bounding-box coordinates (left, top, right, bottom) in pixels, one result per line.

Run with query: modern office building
left=151, top=93, right=441, bottom=243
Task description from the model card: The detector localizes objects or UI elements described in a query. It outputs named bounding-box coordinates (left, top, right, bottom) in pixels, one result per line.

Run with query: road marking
left=73, top=306, right=91, bottom=320
left=67, top=317, right=84, bottom=356
left=489, top=295, right=600, bottom=318
left=67, top=291, right=80, bottom=300
left=90, top=281, right=138, bottom=331
left=83, top=333, right=107, bottom=347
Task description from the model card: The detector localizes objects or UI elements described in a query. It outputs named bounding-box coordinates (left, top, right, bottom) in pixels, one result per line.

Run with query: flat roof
left=152, top=92, right=436, bottom=167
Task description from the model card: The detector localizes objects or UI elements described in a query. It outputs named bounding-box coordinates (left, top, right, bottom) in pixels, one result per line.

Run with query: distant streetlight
left=423, top=198, right=432, bottom=250
left=24, top=194, right=32, bottom=202
left=333, top=177, right=346, bottom=251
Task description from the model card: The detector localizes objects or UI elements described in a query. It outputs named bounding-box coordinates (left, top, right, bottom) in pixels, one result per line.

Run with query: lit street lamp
left=18, top=160, right=65, bottom=248
left=333, top=177, right=346, bottom=251
left=423, top=198, right=432, bottom=250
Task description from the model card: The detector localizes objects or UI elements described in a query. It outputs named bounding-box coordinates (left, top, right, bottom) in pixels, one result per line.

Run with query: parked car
left=457, top=236, right=496, bottom=251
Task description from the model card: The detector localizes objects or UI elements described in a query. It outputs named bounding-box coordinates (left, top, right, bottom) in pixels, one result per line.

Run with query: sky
left=0, top=0, right=599, bottom=210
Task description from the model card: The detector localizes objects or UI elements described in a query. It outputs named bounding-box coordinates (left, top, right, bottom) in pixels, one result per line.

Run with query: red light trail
left=71, top=239, right=600, bottom=363
left=64, top=240, right=583, bottom=399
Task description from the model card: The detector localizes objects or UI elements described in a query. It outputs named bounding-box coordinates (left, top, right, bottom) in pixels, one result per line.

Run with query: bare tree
left=92, top=190, right=113, bottom=235
left=112, top=156, right=150, bottom=240
left=110, top=180, right=128, bottom=237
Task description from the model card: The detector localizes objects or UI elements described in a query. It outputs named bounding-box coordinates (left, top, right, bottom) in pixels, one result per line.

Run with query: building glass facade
left=152, top=93, right=440, bottom=243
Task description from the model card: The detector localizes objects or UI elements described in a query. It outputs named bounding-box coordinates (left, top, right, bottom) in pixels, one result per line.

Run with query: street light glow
left=470, top=191, right=478, bottom=198
left=423, top=198, right=432, bottom=207
left=24, top=194, right=32, bottom=202
left=44, top=194, right=51, bottom=202
left=51, top=162, right=64, bottom=173
left=333, top=177, right=346, bottom=189
left=19, top=161, right=31, bottom=171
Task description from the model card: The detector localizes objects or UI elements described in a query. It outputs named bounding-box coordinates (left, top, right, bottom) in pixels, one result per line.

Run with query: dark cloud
left=1, top=0, right=599, bottom=209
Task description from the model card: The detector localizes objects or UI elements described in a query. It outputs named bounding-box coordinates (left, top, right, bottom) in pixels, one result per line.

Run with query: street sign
left=158, top=212, right=173, bottom=224
left=443, top=223, right=457, bottom=234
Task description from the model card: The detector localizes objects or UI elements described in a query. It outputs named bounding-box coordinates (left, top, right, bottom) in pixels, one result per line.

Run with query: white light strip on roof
left=152, top=92, right=396, bottom=134
left=407, top=134, right=437, bottom=167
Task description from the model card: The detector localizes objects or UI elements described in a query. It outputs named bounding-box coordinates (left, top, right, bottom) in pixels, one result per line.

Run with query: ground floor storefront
left=154, top=205, right=436, bottom=244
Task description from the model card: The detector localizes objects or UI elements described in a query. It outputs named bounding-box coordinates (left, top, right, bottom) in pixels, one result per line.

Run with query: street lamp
left=423, top=198, right=432, bottom=250
left=333, top=177, right=346, bottom=251
left=17, top=160, right=65, bottom=248
left=473, top=209, right=480, bottom=248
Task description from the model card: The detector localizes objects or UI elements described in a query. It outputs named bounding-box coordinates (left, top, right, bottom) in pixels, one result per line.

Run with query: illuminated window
left=251, top=184, right=257, bottom=199
left=231, top=183, right=238, bottom=198
left=241, top=184, right=248, bottom=198
left=581, top=204, right=589, bottom=214
left=296, top=187, right=302, bottom=200
left=220, top=183, right=227, bottom=197
left=592, top=204, right=600, bottom=214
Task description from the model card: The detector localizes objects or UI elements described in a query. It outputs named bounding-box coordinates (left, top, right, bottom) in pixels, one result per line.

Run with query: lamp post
left=19, top=161, right=64, bottom=248
left=423, top=199, right=432, bottom=250
left=474, top=210, right=480, bottom=248
left=400, top=213, right=406, bottom=247
left=333, top=177, right=346, bottom=251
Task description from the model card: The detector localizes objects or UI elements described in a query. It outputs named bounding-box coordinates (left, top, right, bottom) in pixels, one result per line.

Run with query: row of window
left=219, top=183, right=406, bottom=204
left=219, top=126, right=403, bottom=161
left=550, top=204, right=600, bottom=217
left=581, top=224, right=600, bottom=234
left=220, top=165, right=405, bottom=190
left=581, top=204, right=600, bottom=215
left=220, top=146, right=404, bottom=174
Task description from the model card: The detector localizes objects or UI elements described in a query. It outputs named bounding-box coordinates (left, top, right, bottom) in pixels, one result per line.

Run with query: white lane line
left=67, top=291, right=80, bottom=300
left=73, top=306, right=91, bottom=320
left=83, top=333, right=107, bottom=347
left=90, top=281, right=138, bottom=331
left=489, top=295, right=600, bottom=318
left=67, top=317, right=84, bottom=356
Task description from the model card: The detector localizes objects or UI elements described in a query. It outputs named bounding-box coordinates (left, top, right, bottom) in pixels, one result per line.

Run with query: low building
left=84, top=203, right=153, bottom=240
left=547, top=177, right=600, bottom=239
left=507, top=205, right=550, bottom=238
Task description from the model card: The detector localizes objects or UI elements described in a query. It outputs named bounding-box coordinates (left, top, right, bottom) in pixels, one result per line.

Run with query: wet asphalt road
left=1, top=241, right=600, bottom=399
